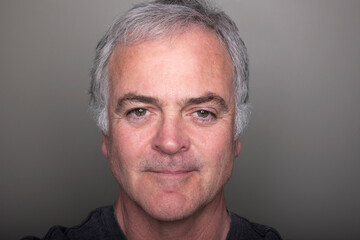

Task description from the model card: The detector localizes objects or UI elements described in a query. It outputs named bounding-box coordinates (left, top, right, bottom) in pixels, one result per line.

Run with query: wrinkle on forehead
left=107, top=26, right=235, bottom=113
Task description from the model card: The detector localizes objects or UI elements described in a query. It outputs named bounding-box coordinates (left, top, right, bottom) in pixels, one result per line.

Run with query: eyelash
left=125, top=108, right=217, bottom=123
left=126, top=108, right=150, bottom=122
left=192, top=109, right=217, bottom=123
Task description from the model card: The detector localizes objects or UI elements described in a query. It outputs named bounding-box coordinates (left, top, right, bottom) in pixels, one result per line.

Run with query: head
left=89, top=0, right=249, bottom=222
left=90, top=0, right=249, bottom=139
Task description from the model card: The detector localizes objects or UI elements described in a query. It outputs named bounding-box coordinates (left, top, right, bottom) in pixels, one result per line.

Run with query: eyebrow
left=116, top=92, right=229, bottom=112
left=116, top=93, right=159, bottom=111
left=185, top=93, right=229, bottom=112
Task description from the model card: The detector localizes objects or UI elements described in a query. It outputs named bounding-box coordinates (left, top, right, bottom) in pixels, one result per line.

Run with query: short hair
left=89, top=0, right=250, bottom=138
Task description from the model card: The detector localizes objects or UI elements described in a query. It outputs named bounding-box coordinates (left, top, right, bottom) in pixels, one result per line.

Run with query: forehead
left=108, top=27, right=234, bottom=101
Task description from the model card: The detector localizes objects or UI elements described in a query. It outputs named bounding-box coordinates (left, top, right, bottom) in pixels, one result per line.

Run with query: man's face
left=103, top=27, right=241, bottom=221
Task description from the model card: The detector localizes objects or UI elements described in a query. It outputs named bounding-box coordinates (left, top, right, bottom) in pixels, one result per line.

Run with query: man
left=23, top=0, right=281, bottom=239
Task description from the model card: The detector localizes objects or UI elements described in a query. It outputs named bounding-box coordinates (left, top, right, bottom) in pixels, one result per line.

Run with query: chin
left=142, top=192, right=205, bottom=222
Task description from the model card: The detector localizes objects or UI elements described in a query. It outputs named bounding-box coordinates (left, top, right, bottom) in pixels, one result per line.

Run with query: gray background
left=1, top=0, right=359, bottom=239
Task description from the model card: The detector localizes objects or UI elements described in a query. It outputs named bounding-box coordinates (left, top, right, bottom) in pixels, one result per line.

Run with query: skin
left=102, top=26, right=242, bottom=240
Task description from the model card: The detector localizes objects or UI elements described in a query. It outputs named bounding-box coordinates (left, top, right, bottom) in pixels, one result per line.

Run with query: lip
left=148, top=170, right=196, bottom=176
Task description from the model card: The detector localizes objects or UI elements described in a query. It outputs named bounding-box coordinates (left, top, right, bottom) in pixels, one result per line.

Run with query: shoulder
left=227, top=212, right=282, bottom=240
left=21, top=225, right=71, bottom=240
left=21, top=206, right=125, bottom=240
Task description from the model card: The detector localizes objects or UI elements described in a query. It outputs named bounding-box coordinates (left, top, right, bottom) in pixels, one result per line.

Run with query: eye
left=131, top=108, right=147, bottom=116
left=193, top=109, right=217, bottom=123
left=126, top=108, right=149, bottom=122
left=196, top=110, right=211, bottom=118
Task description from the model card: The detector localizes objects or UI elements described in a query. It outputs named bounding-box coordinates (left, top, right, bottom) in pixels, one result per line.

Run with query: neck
left=114, top=189, right=230, bottom=240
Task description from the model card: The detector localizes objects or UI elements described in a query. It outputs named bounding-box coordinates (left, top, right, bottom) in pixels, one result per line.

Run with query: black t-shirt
left=22, top=206, right=282, bottom=240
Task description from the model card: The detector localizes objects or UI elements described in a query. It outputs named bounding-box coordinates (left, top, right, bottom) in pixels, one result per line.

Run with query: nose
left=151, top=115, right=190, bottom=155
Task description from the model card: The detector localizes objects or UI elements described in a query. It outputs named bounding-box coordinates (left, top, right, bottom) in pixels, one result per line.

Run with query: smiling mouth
left=145, top=170, right=198, bottom=187
left=152, top=170, right=194, bottom=174
left=148, top=170, right=197, bottom=177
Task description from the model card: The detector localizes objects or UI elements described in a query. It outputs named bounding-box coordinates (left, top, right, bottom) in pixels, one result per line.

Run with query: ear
left=234, top=137, right=242, bottom=158
left=101, top=132, right=110, bottom=159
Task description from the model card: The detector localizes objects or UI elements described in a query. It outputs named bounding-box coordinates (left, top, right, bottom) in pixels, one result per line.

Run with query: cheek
left=190, top=122, right=234, bottom=158
left=189, top=124, right=235, bottom=177
left=108, top=125, right=154, bottom=192
left=110, top=124, right=154, bottom=168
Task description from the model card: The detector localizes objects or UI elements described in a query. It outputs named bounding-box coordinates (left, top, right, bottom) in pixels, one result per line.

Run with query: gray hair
left=89, top=0, right=250, bottom=138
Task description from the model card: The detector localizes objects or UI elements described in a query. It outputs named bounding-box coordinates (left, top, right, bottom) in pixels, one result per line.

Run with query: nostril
left=151, top=117, right=190, bottom=154
left=155, top=139, right=183, bottom=155
left=152, top=132, right=190, bottom=155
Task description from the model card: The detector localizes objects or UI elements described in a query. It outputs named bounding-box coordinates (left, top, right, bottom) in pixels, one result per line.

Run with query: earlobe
left=234, top=137, right=242, bottom=158
left=101, top=133, right=110, bottom=159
